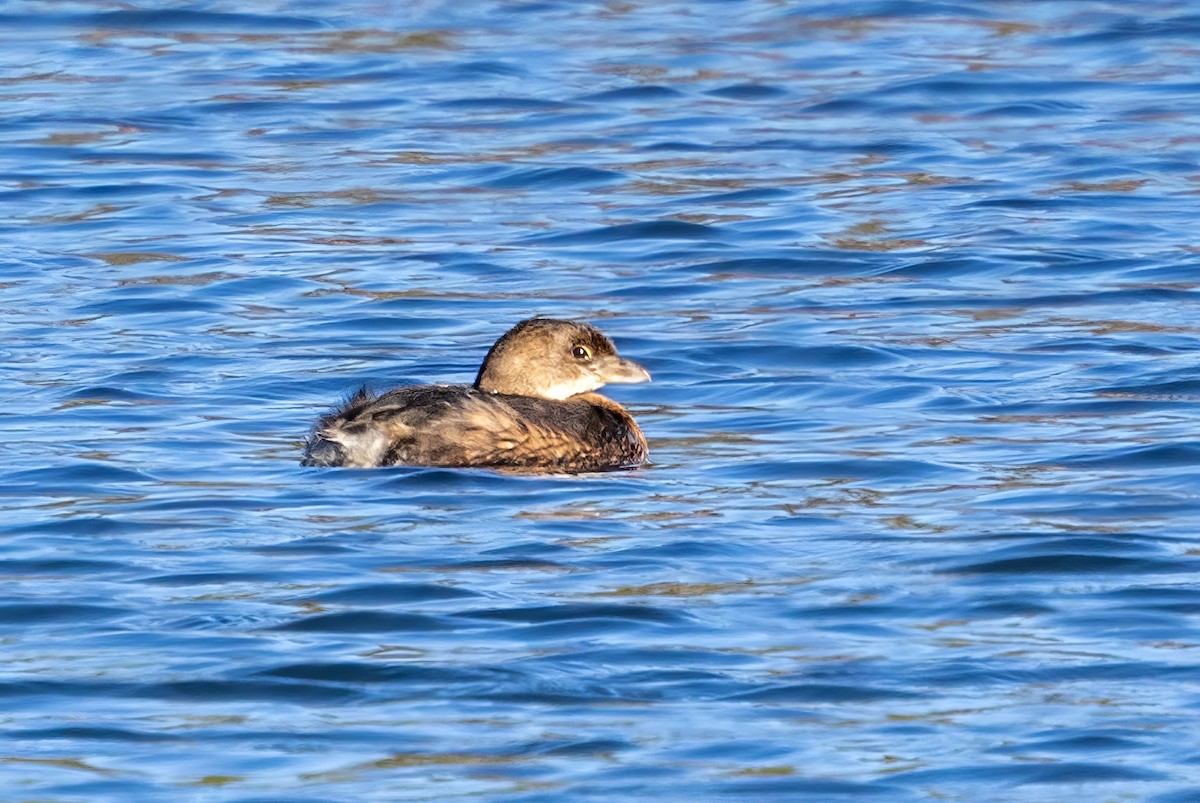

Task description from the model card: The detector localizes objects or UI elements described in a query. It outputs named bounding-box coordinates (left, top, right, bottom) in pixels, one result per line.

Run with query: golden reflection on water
left=2, top=2, right=1198, bottom=798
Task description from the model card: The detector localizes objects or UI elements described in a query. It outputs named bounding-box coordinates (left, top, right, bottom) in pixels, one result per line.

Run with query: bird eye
left=572, top=345, right=591, bottom=361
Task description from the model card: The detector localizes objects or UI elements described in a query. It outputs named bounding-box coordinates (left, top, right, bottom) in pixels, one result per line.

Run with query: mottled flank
left=304, top=384, right=647, bottom=472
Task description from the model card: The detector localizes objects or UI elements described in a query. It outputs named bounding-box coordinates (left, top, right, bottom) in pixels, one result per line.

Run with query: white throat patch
left=539, top=374, right=601, bottom=400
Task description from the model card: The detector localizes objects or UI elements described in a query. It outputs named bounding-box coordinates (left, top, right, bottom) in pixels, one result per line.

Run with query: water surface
left=4, top=1, right=1200, bottom=800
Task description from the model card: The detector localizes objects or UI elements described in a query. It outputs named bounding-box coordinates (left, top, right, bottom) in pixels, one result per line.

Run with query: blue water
left=4, top=0, right=1200, bottom=799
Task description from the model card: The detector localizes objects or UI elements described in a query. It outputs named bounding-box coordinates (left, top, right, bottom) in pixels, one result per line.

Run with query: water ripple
left=3, top=0, right=1200, bottom=799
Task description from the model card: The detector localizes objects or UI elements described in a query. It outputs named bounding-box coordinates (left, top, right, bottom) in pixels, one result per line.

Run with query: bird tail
left=301, top=431, right=346, bottom=467
left=300, top=386, right=384, bottom=468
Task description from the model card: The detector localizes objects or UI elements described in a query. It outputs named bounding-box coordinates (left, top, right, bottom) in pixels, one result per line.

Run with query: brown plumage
left=302, top=319, right=651, bottom=473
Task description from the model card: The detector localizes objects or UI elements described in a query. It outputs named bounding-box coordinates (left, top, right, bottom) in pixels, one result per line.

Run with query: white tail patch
left=321, top=425, right=390, bottom=468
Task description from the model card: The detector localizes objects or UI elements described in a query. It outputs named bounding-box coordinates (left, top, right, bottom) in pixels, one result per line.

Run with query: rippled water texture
left=4, top=1, right=1200, bottom=799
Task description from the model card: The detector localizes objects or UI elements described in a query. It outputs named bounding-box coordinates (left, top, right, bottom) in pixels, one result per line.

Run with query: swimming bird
left=302, top=318, right=650, bottom=472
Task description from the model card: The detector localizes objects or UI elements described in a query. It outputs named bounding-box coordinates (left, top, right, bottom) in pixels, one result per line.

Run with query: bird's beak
left=597, top=355, right=651, bottom=384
